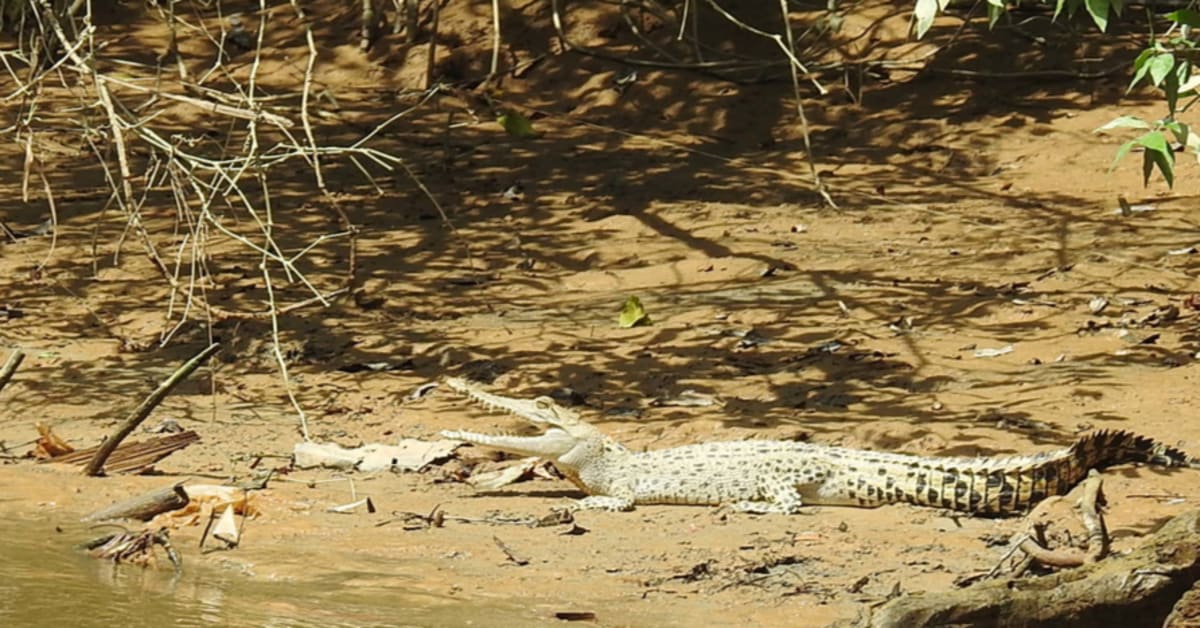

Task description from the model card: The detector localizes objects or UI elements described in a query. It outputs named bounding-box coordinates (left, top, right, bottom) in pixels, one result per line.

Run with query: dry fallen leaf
left=294, top=439, right=461, bottom=473
left=467, top=457, right=541, bottom=489
left=212, top=505, right=241, bottom=546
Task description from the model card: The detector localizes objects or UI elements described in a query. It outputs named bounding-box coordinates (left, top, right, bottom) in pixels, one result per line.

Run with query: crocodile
left=439, top=377, right=1199, bottom=516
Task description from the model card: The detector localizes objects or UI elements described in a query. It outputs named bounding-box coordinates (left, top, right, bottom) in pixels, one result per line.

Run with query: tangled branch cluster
left=1, top=1, right=441, bottom=437
left=11, top=1, right=392, bottom=320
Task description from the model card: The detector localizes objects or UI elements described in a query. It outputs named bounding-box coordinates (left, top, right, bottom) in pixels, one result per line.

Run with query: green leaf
left=1165, top=62, right=1184, bottom=114
left=1138, top=130, right=1171, bottom=154
left=1186, top=130, right=1200, bottom=155
left=1179, top=70, right=1200, bottom=95
left=1138, top=131, right=1175, bottom=186
left=1085, top=0, right=1109, bottom=30
left=1147, top=150, right=1175, bottom=187
left=1148, top=53, right=1176, bottom=87
left=913, top=0, right=939, bottom=39
left=1174, top=60, right=1193, bottom=105
left=498, top=111, right=538, bottom=138
left=1129, top=49, right=1156, bottom=91
left=1163, top=121, right=1190, bottom=146
left=1110, top=139, right=1137, bottom=171
left=987, top=2, right=1005, bottom=28
left=617, top=296, right=651, bottom=328
left=1167, top=9, right=1200, bottom=27
left=1094, top=115, right=1152, bottom=133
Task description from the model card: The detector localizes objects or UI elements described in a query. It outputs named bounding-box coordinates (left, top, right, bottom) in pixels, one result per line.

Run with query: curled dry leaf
left=974, top=345, right=1014, bottom=358
left=617, top=296, right=650, bottom=328
left=33, top=423, right=74, bottom=459
left=327, top=497, right=376, bottom=515
left=408, top=382, right=439, bottom=400
left=152, top=484, right=258, bottom=528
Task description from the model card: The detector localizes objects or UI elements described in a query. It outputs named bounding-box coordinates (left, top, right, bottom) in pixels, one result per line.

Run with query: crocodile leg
left=727, top=474, right=806, bottom=514
left=573, top=495, right=636, bottom=512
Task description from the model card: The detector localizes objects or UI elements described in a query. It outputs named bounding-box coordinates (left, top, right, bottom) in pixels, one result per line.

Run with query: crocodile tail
left=1070, top=429, right=1199, bottom=470
left=936, top=430, right=1196, bottom=516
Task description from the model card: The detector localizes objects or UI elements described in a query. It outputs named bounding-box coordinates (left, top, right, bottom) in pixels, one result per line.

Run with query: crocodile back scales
left=807, top=429, right=1197, bottom=515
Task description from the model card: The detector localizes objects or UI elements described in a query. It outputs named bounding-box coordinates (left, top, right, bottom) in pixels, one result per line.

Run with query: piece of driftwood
left=0, top=349, right=24, bottom=396
left=84, top=343, right=217, bottom=476
left=867, top=509, right=1200, bottom=628
left=83, top=482, right=190, bottom=522
left=46, top=430, right=200, bottom=474
left=1164, top=579, right=1200, bottom=627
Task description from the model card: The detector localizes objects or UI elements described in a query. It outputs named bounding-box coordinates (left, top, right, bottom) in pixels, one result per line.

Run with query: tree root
left=866, top=509, right=1200, bottom=628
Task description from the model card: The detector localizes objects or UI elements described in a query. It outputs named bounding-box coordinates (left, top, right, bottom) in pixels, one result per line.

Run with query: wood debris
left=42, top=430, right=200, bottom=474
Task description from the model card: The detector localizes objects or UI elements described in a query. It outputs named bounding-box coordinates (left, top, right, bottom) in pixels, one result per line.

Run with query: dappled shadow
left=1, top=0, right=1195, bottom=459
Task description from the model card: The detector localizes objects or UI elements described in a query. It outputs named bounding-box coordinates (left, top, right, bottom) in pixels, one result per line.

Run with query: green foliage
left=914, top=0, right=1135, bottom=35
left=498, top=111, right=538, bottom=138
left=1094, top=10, right=1200, bottom=187
left=911, top=1, right=1199, bottom=187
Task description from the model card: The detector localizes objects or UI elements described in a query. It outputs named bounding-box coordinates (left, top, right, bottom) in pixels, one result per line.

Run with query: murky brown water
left=0, top=516, right=544, bottom=627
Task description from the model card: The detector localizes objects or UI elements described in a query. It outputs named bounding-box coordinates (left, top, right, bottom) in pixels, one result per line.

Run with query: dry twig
left=0, top=349, right=25, bottom=397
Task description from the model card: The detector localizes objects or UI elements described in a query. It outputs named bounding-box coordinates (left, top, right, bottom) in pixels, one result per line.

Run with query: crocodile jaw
left=444, top=377, right=576, bottom=427
left=440, top=427, right=579, bottom=460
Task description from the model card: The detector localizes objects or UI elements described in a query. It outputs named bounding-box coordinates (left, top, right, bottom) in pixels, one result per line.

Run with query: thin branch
left=84, top=343, right=219, bottom=477
left=489, top=0, right=501, bottom=79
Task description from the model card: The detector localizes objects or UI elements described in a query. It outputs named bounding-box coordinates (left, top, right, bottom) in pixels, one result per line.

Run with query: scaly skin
left=440, top=378, right=1199, bottom=515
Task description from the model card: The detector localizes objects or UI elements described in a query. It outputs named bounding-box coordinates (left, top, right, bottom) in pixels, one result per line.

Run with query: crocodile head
left=440, top=377, right=625, bottom=465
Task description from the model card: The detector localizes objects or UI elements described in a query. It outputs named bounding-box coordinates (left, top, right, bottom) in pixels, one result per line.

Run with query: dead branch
left=98, top=75, right=295, bottom=127
left=866, top=509, right=1200, bottom=628
left=425, top=0, right=440, bottom=89
left=83, top=483, right=190, bottom=522
left=404, top=0, right=419, bottom=42
left=0, top=349, right=25, bottom=396
left=84, top=344, right=218, bottom=476
left=82, top=526, right=181, bottom=570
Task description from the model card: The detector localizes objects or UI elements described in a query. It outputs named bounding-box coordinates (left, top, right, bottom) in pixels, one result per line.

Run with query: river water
left=0, top=516, right=544, bottom=627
